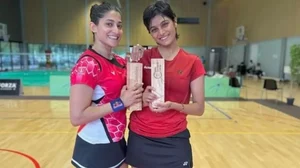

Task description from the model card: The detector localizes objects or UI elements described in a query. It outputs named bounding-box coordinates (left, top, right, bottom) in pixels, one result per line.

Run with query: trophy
left=126, top=48, right=143, bottom=111
left=150, top=58, right=165, bottom=109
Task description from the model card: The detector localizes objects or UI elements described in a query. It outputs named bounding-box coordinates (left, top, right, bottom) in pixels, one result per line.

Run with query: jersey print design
left=72, top=56, right=100, bottom=78
left=104, top=115, right=126, bottom=142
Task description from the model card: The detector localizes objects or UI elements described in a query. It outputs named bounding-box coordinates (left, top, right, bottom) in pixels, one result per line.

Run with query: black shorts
left=71, top=135, right=126, bottom=168
left=125, top=129, right=193, bottom=168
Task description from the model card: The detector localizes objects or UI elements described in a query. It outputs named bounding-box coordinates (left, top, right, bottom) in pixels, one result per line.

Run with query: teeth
left=108, top=36, right=118, bottom=40
left=160, top=36, right=167, bottom=40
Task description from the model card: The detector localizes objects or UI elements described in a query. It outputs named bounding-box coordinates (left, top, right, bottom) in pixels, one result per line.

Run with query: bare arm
left=69, top=84, right=113, bottom=126
left=171, top=75, right=205, bottom=116
left=70, top=83, right=143, bottom=126
left=69, top=55, right=143, bottom=126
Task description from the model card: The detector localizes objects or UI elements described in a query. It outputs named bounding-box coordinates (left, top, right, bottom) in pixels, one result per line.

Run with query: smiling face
left=143, top=1, right=179, bottom=47
left=90, top=10, right=123, bottom=48
left=148, top=15, right=177, bottom=47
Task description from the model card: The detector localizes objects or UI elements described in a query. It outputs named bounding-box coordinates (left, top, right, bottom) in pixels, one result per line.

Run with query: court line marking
left=206, top=101, right=232, bottom=119
left=0, top=149, right=40, bottom=168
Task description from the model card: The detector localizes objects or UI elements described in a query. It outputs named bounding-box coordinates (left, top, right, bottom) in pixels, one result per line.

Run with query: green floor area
left=0, top=70, right=70, bottom=86
left=0, top=71, right=240, bottom=98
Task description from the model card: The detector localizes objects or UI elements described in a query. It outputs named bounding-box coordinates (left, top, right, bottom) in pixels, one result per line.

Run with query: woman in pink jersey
left=69, top=2, right=143, bottom=168
left=126, top=1, right=206, bottom=168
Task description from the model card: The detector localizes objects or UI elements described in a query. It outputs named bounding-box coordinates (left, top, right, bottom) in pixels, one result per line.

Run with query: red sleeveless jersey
left=70, top=48, right=127, bottom=143
left=129, top=47, right=206, bottom=138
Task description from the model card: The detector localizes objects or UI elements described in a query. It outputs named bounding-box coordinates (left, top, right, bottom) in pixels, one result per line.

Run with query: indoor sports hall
left=0, top=0, right=300, bottom=167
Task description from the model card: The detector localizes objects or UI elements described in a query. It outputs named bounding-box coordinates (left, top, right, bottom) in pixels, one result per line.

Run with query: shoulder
left=71, top=50, right=101, bottom=74
left=180, top=49, right=199, bottom=59
left=177, top=49, right=206, bottom=76
left=77, top=49, right=99, bottom=62
left=179, top=49, right=202, bottom=64
left=78, top=50, right=102, bottom=66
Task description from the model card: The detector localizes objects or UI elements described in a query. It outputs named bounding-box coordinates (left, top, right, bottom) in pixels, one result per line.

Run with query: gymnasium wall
left=0, top=0, right=22, bottom=41
left=23, top=0, right=44, bottom=44
left=2, top=0, right=300, bottom=47
left=2, top=0, right=300, bottom=79
left=225, top=0, right=300, bottom=79
left=21, top=0, right=228, bottom=47
left=226, top=0, right=300, bottom=45
left=211, top=0, right=228, bottom=47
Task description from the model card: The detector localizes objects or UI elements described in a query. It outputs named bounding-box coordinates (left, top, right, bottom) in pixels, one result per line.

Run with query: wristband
left=110, top=98, right=125, bottom=112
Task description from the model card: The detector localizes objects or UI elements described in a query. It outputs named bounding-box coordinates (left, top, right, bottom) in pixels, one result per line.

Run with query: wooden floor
left=0, top=79, right=300, bottom=168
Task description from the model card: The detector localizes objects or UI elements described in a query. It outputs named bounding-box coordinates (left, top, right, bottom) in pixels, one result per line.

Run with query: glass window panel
left=0, top=42, right=12, bottom=71
left=28, top=43, right=45, bottom=70
left=11, top=42, right=21, bottom=70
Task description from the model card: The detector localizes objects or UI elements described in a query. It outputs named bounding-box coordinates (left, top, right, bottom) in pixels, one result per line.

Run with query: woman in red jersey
left=126, top=1, right=206, bottom=168
left=69, top=2, right=143, bottom=168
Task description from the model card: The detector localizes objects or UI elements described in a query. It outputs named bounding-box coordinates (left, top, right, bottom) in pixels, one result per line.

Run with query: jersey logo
left=183, top=161, right=189, bottom=166
left=78, top=66, right=85, bottom=74
left=112, top=99, right=123, bottom=109
left=178, top=70, right=183, bottom=74
left=143, top=66, right=151, bottom=70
